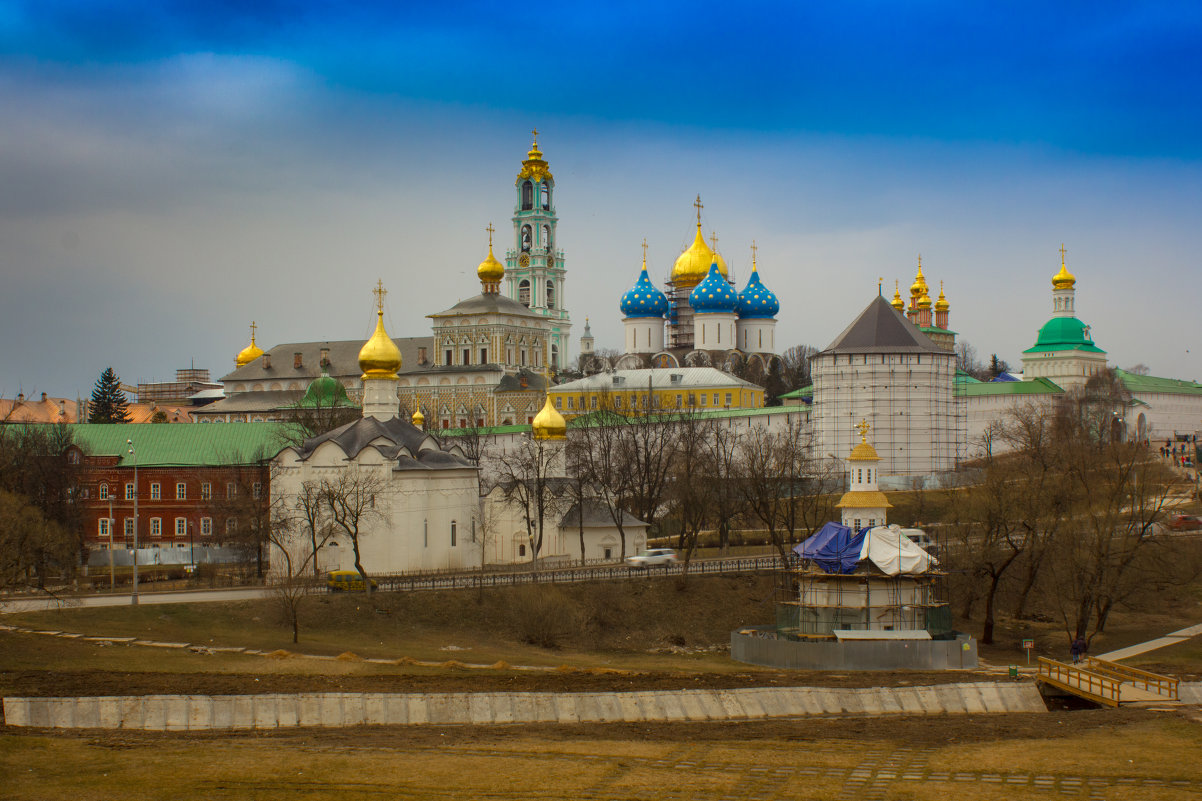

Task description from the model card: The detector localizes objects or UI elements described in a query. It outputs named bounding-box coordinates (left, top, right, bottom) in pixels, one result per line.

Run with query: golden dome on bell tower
left=358, top=280, right=402, bottom=380
left=1052, top=243, right=1076, bottom=289
left=909, top=256, right=928, bottom=301
left=891, top=280, right=905, bottom=311
left=235, top=321, right=264, bottom=367
left=935, top=281, right=950, bottom=312
left=516, top=129, right=554, bottom=184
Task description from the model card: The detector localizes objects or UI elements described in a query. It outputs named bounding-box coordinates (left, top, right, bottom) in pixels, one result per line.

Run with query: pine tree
left=89, top=367, right=130, bottom=423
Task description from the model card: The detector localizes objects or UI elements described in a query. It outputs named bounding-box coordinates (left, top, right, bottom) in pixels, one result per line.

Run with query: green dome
left=300, top=370, right=356, bottom=408
left=1023, top=316, right=1106, bottom=354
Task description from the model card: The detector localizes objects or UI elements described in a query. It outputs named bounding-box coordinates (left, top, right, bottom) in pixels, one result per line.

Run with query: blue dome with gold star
left=736, top=263, right=779, bottom=319
left=620, top=266, right=669, bottom=318
left=689, top=262, right=737, bottom=313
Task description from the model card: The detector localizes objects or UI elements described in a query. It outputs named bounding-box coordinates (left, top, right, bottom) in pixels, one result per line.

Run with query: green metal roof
left=68, top=423, right=290, bottom=466
left=959, top=377, right=1065, bottom=397
left=955, top=369, right=982, bottom=385
left=438, top=404, right=807, bottom=437
left=1022, top=316, right=1106, bottom=354
left=777, top=385, right=814, bottom=400
left=1116, top=368, right=1202, bottom=396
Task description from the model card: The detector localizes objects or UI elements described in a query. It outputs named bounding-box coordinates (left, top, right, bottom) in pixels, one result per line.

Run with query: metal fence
left=372, top=555, right=782, bottom=593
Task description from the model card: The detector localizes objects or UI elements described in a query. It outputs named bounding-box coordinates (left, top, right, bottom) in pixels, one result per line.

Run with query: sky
left=2, top=1, right=1201, bottom=398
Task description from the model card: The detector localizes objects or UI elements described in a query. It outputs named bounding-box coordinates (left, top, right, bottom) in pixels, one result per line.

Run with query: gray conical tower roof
left=820, top=295, right=942, bottom=354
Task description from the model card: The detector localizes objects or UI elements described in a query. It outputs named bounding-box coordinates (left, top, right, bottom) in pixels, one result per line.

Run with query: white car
left=625, top=548, right=678, bottom=568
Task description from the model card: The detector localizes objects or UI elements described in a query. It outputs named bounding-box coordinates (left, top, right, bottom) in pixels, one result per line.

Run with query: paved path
left=1096, top=623, right=1202, bottom=662
left=0, top=587, right=270, bottom=614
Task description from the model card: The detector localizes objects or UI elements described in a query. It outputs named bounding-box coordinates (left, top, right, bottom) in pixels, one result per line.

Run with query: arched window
left=518, top=279, right=531, bottom=307
left=521, top=181, right=533, bottom=210
left=521, top=225, right=532, bottom=252
left=546, top=279, right=555, bottom=309
left=540, top=184, right=550, bottom=210
left=543, top=224, right=552, bottom=251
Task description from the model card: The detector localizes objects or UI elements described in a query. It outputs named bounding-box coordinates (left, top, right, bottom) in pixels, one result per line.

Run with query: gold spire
left=516, top=128, right=553, bottom=183
left=358, top=280, right=402, bottom=380
left=235, top=320, right=264, bottom=367
left=750, top=240, right=758, bottom=271
left=891, top=280, right=905, bottom=311
left=477, top=222, right=504, bottom=289
left=935, top=280, right=950, bottom=311
left=411, top=408, right=425, bottom=429
left=1052, top=242, right=1076, bottom=289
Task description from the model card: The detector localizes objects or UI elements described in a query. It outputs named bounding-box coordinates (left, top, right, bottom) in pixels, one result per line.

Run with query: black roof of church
left=819, top=295, right=945, bottom=355
left=293, top=415, right=474, bottom=469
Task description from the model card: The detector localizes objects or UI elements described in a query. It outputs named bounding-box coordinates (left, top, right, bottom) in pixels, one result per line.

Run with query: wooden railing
left=1038, top=657, right=1123, bottom=706
left=1083, top=657, right=1179, bottom=700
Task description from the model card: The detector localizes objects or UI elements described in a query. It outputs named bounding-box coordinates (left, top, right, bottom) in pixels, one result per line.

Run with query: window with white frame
left=175, top=518, right=186, bottom=537
left=150, top=518, right=161, bottom=537
left=226, top=518, right=237, bottom=534
left=226, top=483, right=236, bottom=499
left=252, top=482, right=262, bottom=500
left=98, top=518, right=110, bottom=538
left=450, top=520, right=457, bottom=547
left=201, top=518, right=212, bottom=536
left=124, top=518, right=134, bottom=538
left=99, top=483, right=109, bottom=500
left=150, top=483, right=160, bottom=500
left=125, top=483, right=135, bottom=500
left=201, top=482, right=211, bottom=500
left=176, top=483, right=186, bottom=500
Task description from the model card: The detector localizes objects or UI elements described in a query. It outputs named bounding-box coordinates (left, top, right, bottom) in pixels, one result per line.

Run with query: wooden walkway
left=1037, top=656, right=1179, bottom=706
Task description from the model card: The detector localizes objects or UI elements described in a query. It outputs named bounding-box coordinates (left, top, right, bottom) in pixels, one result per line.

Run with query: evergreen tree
left=89, top=367, right=130, bottom=423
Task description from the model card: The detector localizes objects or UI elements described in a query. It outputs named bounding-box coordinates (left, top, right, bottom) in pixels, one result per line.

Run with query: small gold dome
left=478, top=243, right=504, bottom=284
left=358, top=310, right=402, bottom=380
left=1052, top=246, right=1076, bottom=290
left=890, top=280, right=905, bottom=311
left=909, top=258, right=928, bottom=299
left=917, top=289, right=932, bottom=309
left=532, top=395, right=567, bottom=441
left=672, top=225, right=727, bottom=285
left=848, top=419, right=882, bottom=461
left=411, top=408, right=425, bottom=428
left=935, top=281, right=950, bottom=312
left=235, top=322, right=264, bottom=367
left=516, top=132, right=554, bottom=184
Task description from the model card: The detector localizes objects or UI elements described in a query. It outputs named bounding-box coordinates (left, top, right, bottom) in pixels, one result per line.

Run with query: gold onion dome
left=848, top=420, right=882, bottom=461
left=478, top=242, right=504, bottom=284
left=532, top=395, right=567, bottom=441
left=910, top=258, right=928, bottom=299
left=516, top=131, right=554, bottom=184
left=891, top=281, right=905, bottom=311
left=235, top=323, right=264, bottom=367
left=1052, top=245, right=1076, bottom=289
left=411, top=408, right=425, bottom=428
left=672, top=225, right=727, bottom=284
left=358, top=282, right=402, bottom=379
left=935, top=281, right=950, bottom=312
left=917, top=289, right=932, bottom=309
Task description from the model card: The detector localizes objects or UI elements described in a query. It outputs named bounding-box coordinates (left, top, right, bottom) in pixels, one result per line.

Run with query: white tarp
left=858, top=525, right=937, bottom=575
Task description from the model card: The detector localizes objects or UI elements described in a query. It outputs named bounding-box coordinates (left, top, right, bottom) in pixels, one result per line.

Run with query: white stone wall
left=623, top=317, right=665, bottom=355
left=736, top=319, right=776, bottom=355
left=812, top=350, right=963, bottom=479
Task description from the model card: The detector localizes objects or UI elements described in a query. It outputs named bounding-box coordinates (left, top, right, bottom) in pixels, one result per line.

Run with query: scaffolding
left=775, top=555, right=951, bottom=641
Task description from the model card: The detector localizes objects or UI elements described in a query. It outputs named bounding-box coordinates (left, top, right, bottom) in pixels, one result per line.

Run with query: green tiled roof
left=1116, top=368, right=1202, bottom=396
left=1022, top=316, right=1106, bottom=354
left=68, top=423, right=290, bottom=466
left=959, top=377, right=1065, bottom=397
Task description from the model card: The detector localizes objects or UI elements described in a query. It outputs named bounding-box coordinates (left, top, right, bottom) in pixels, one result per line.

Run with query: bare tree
left=663, top=410, right=715, bottom=578
left=739, top=417, right=830, bottom=562
left=322, top=468, right=385, bottom=592
left=779, top=344, right=817, bottom=391
left=294, top=480, right=331, bottom=577
left=265, top=485, right=330, bottom=643
left=492, top=436, right=568, bottom=567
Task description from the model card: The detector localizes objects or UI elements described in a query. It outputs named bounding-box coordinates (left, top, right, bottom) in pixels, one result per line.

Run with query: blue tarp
left=792, top=522, right=865, bottom=574
left=991, top=371, right=1020, bottom=382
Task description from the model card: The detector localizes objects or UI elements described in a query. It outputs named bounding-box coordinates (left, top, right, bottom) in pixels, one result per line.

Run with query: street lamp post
left=127, top=439, right=138, bottom=605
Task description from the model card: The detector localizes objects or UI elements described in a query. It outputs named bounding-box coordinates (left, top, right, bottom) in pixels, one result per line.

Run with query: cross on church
left=249, top=320, right=256, bottom=340
left=641, top=237, right=648, bottom=262
left=1060, top=243, right=1068, bottom=263
left=694, top=194, right=703, bottom=226
left=531, top=128, right=539, bottom=144
left=710, top=231, right=719, bottom=252
left=856, top=418, right=871, bottom=442
left=486, top=222, right=495, bottom=247
left=750, top=240, right=757, bottom=265
left=373, top=279, right=387, bottom=312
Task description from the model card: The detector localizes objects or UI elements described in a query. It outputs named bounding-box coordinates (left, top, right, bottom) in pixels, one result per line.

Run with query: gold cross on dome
left=641, top=238, right=648, bottom=264
left=750, top=240, right=757, bottom=265
left=249, top=320, right=257, bottom=340
left=486, top=222, right=495, bottom=248
left=856, top=418, right=871, bottom=442
left=710, top=231, right=719, bottom=252
left=531, top=128, right=539, bottom=145
left=1060, top=242, right=1067, bottom=263
left=693, top=194, right=703, bottom=225
left=373, top=279, right=387, bottom=312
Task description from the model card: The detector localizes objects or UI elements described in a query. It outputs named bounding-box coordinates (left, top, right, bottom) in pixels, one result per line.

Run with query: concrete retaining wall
left=731, top=629, right=977, bottom=671
left=3, top=682, right=1045, bottom=730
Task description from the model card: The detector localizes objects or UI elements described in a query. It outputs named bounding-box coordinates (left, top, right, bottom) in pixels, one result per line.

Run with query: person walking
left=1070, top=635, right=1088, bottom=664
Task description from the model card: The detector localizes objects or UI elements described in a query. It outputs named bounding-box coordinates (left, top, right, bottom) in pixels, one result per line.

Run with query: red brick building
left=68, top=424, right=284, bottom=551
